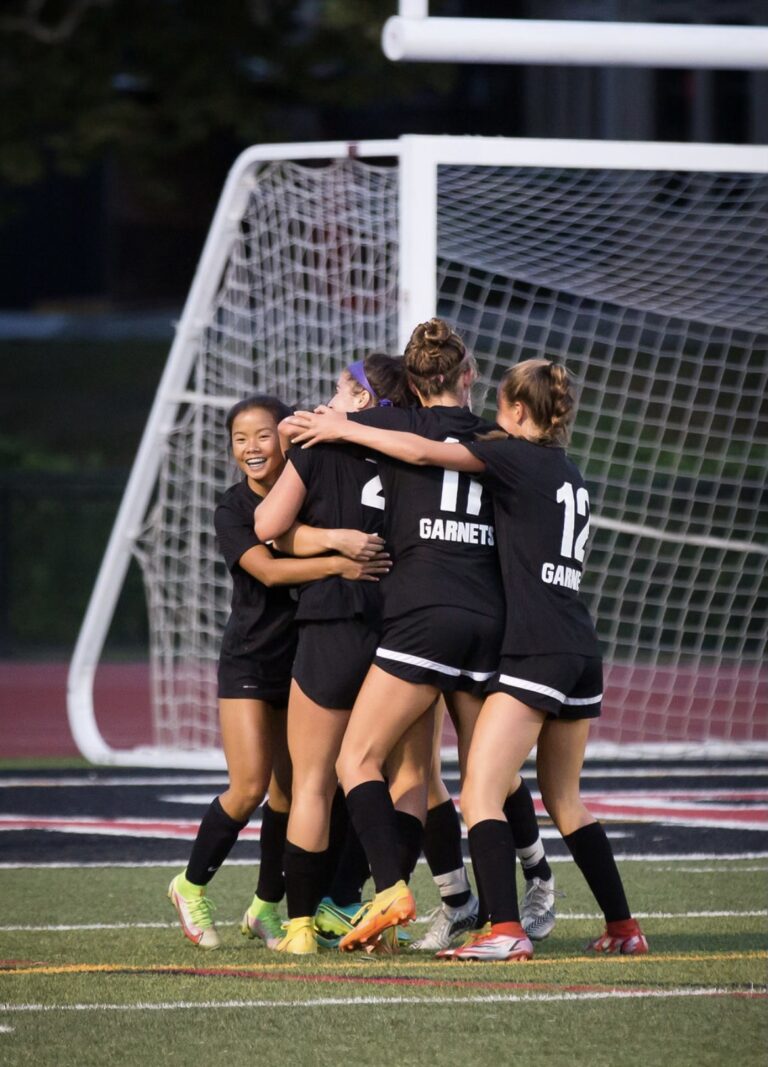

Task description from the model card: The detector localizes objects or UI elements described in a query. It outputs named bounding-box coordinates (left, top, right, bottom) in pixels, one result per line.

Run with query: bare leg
left=218, top=697, right=279, bottom=821
left=336, top=666, right=439, bottom=791
left=287, top=680, right=350, bottom=852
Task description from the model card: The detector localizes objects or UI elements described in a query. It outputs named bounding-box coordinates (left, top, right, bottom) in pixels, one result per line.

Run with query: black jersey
left=350, top=406, right=504, bottom=620
left=466, top=437, right=600, bottom=657
left=288, top=442, right=383, bottom=622
left=214, top=479, right=297, bottom=661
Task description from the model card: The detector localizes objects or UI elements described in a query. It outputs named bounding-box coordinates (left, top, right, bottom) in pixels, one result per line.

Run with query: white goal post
left=68, top=134, right=768, bottom=767
left=383, top=3, right=768, bottom=69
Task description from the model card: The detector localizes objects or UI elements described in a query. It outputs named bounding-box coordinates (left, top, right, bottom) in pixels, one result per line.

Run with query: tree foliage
left=0, top=0, right=449, bottom=200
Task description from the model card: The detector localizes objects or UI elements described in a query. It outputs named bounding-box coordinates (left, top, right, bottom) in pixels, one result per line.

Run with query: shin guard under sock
left=468, top=819, right=520, bottom=925
left=283, top=840, right=329, bottom=919
left=344, top=781, right=402, bottom=892
left=563, top=821, right=631, bottom=923
left=395, top=810, right=424, bottom=884
left=255, top=803, right=288, bottom=903
left=186, top=796, right=247, bottom=886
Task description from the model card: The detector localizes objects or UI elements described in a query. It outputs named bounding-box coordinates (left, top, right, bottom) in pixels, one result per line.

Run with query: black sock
left=503, top=779, right=552, bottom=882
left=424, top=799, right=470, bottom=907
left=186, top=796, right=247, bottom=886
left=326, top=786, right=349, bottom=883
left=563, top=821, right=630, bottom=923
left=255, top=803, right=288, bottom=903
left=395, top=810, right=424, bottom=884
left=468, top=819, right=520, bottom=925
left=328, top=824, right=370, bottom=906
left=283, top=840, right=329, bottom=919
left=344, top=781, right=402, bottom=891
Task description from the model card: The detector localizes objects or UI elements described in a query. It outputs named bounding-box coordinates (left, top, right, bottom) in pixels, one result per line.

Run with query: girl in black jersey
left=291, top=358, right=648, bottom=961
left=287, top=320, right=555, bottom=953
left=168, top=394, right=388, bottom=950
left=254, top=354, right=418, bottom=954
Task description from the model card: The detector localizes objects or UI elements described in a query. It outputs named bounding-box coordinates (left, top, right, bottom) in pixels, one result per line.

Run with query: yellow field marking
left=2, top=949, right=765, bottom=977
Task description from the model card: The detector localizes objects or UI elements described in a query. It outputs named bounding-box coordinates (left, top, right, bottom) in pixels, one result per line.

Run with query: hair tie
left=347, top=359, right=390, bottom=407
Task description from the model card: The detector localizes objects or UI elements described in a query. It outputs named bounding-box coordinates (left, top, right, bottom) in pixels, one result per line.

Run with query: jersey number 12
left=556, top=481, right=590, bottom=562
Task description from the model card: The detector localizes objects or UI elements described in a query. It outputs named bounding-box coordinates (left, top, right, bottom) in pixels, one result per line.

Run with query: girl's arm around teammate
left=273, top=522, right=386, bottom=563
left=238, top=541, right=389, bottom=587
left=286, top=407, right=485, bottom=474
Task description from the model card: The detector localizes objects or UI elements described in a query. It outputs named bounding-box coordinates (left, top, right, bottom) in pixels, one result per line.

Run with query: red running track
left=1, top=659, right=766, bottom=759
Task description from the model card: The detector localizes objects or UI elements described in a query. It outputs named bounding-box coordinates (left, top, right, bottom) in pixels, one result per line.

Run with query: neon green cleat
left=314, top=897, right=359, bottom=947
left=275, top=916, right=318, bottom=955
left=241, top=895, right=283, bottom=948
left=168, top=872, right=220, bottom=949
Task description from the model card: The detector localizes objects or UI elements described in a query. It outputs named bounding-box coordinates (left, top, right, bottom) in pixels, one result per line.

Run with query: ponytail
left=499, top=360, right=576, bottom=446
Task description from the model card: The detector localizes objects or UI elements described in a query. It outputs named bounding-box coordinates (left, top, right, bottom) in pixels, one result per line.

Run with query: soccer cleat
left=240, top=895, right=283, bottom=949
left=410, top=894, right=479, bottom=951
left=586, top=919, right=649, bottom=956
left=435, top=922, right=491, bottom=959
left=520, top=876, right=557, bottom=941
left=449, top=923, right=533, bottom=962
left=275, top=916, right=318, bottom=955
left=315, top=897, right=359, bottom=935
left=363, top=925, right=401, bottom=957
left=338, top=880, right=416, bottom=952
left=168, top=872, right=220, bottom=949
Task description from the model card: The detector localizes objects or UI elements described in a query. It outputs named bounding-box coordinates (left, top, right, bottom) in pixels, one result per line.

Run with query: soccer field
left=2, top=761, right=766, bottom=1066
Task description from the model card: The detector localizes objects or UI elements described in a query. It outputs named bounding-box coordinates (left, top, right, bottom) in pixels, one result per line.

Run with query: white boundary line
left=1, top=988, right=764, bottom=1013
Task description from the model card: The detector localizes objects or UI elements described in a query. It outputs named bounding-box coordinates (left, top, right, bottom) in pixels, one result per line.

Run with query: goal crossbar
left=382, top=14, right=768, bottom=69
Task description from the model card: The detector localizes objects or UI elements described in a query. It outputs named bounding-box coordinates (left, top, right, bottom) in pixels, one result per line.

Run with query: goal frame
left=67, top=134, right=768, bottom=767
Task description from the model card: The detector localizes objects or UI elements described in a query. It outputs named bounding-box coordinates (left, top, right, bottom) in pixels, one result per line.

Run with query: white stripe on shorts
left=498, top=674, right=602, bottom=706
left=376, top=647, right=495, bottom=682
left=498, top=674, right=566, bottom=703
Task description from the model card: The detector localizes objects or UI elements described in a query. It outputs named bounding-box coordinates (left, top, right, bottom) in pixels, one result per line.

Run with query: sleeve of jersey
left=463, top=438, right=518, bottom=491
left=214, top=499, right=263, bottom=573
left=285, top=446, right=314, bottom=489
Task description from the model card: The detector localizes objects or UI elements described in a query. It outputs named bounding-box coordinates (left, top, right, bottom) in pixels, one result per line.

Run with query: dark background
left=1, top=0, right=767, bottom=657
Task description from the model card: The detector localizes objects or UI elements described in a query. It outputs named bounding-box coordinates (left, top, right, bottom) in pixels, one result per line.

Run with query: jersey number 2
left=556, top=481, right=590, bottom=561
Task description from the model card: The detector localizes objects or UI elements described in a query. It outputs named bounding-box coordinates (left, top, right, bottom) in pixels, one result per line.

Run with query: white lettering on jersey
left=541, top=561, right=581, bottom=590
left=419, top=517, right=495, bottom=546
left=361, top=470, right=385, bottom=511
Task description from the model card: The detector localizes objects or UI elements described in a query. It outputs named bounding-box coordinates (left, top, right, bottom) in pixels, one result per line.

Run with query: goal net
left=68, top=136, right=768, bottom=766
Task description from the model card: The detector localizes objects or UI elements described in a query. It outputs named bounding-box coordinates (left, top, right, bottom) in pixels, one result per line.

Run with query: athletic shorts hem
left=374, top=646, right=493, bottom=696
left=486, top=654, right=603, bottom=720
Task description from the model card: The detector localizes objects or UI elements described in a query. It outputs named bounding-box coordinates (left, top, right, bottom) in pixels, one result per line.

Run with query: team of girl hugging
left=168, top=318, right=648, bottom=962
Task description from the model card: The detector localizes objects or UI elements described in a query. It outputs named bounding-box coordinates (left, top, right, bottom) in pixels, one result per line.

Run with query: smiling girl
left=168, top=394, right=388, bottom=950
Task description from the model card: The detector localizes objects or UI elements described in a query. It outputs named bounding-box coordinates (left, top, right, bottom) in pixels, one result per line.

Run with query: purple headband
left=347, top=360, right=392, bottom=406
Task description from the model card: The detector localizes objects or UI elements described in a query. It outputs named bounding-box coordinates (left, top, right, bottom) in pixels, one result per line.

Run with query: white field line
left=2, top=853, right=768, bottom=871
left=0, top=989, right=764, bottom=1013
left=1, top=908, right=766, bottom=932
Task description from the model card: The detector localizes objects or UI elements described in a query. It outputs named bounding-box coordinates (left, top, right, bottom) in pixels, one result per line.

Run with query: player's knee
left=540, top=787, right=589, bottom=835
left=227, top=778, right=269, bottom=816
left=459, top=780, right=479, bottom=826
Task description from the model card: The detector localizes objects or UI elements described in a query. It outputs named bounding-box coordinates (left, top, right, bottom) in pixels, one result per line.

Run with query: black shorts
left=486, top=653, right=603, bottom=719
left=292, top=617, right=381, bottom=710
left=374, top=606, right=502, bottom=696
left=217, top=644, right=293, bottom=704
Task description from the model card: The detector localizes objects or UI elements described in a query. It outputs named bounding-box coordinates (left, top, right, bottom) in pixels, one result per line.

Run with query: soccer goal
left=67, top=134, right=768, bottom=767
